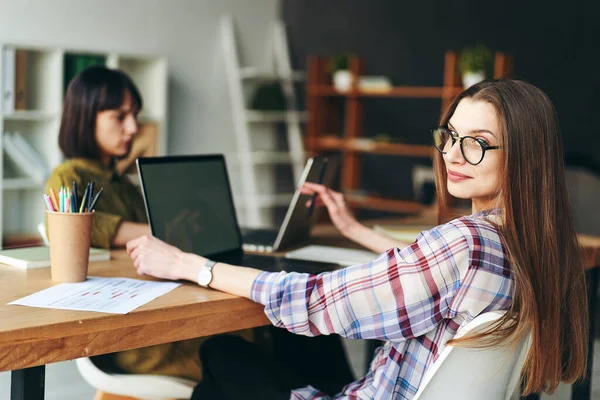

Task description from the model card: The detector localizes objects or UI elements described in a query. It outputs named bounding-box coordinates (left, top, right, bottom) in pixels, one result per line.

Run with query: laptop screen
left=137, top=155, right=242, bottom=257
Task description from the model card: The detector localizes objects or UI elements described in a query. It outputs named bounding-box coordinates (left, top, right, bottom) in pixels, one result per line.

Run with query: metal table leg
left=572, top=267, right=599, bottom=400
left=11, top=366, right=45, bottom=400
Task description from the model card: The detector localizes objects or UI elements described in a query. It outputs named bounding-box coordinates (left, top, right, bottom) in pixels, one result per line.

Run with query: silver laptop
left=241, top=156, right=336, bottom=253
left=136, top=154, right=338, bottom=274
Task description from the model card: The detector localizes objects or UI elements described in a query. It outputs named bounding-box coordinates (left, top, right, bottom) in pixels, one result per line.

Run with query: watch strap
left=204, top=259, right=217, bottom=271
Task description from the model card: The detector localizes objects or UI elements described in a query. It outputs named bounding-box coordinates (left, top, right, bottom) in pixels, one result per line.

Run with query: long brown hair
left=59, top=66, right=142, bottom=159
left=434, top=79, right=588, bottom=394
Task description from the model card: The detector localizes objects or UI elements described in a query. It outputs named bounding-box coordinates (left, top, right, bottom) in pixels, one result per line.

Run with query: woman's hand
left=112, top=222, right=152, bottom=247
left=301, top=182, right=362, bottom=237
left=127, top=235, right=263, bottom=298
left=126, top=235, right=205, bottom=282
left=300, top=182, right=409, bottom=253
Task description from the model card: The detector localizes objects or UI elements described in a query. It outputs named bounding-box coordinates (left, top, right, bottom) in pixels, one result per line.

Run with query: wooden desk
left=2, top=224, right=599, bottom=400
left=0, top=250, right=269, bottom=400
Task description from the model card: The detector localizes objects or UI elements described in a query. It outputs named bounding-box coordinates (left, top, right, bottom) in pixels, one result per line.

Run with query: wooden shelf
left=137, top=113, right=164, bottom=124
left=309, top=85, right=463, bottom=99
left=3, top=110, right=58, bottom=121
left=306, top=52, right=513, bottom=216
left=2, top=178, right=43, bottom=190
left=314, top=135, right=433, bottom=157
left=347, top=194, right=422, bottom=214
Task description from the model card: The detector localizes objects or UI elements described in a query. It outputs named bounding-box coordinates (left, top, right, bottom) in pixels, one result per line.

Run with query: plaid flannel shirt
left=251, top=211, right=513, bottom=399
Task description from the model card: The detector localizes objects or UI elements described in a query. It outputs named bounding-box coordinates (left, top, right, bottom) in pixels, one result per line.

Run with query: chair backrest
left=75, top=357, right=196, bottom=400
left=37, top=222, right=49, bottom=245
left=413, top=311, right=530, bottom=400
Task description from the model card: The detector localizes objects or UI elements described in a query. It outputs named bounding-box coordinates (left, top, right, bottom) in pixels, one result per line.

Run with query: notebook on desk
left=285, top=245, right=377, bottom=266
left=136, top=154, right=339, bottom=274
left=0, top=246, right=110, bottom=269
left=241, top=155, right=336, bottom=253
left=372, top=225, right=428, bottom=243
left=285, top=225, right=426, bottom=266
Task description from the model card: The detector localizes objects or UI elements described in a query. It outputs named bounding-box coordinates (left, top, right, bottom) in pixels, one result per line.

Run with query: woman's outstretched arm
left=301, top=182, right=412, bottom=253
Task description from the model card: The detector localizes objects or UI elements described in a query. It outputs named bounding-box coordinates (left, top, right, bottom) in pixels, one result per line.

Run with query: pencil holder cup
left=46, top=211, right=94, bottom=282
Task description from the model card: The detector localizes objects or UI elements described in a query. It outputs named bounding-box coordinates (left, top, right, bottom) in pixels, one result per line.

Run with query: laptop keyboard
left=241, top=228, right=278, bottom=253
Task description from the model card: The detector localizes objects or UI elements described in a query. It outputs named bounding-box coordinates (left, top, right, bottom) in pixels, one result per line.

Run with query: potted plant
left=458, top=45, right=493, bottom=89
left=330, top=54, right=352, bottom=92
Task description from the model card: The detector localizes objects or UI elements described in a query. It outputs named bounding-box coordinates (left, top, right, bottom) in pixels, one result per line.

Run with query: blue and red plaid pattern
left=251, top=211, right=513, bottom=399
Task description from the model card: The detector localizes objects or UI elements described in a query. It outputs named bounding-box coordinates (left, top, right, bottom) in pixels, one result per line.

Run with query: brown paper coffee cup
left=46, top=211, right=94, bottom=283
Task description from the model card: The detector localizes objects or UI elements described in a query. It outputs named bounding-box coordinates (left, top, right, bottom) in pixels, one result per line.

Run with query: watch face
left=197, top=268, right=212, bottom=286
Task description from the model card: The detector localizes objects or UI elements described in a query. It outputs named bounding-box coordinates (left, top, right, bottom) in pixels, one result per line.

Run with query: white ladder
left=221, top=14, right=306, bottom=228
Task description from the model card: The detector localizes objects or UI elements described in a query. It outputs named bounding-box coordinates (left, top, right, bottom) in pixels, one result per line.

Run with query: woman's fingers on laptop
left=306, top=197, right=325, bottom=208
left=302, top=182, right=338, bottom=208
left=318, top=188, right=358, bottom=234
left=316, top=187, right=336, bottom=209
left=301, top=182, right=326, bottom=193
left=301, top=181, right=318, bottom=189
left=302, top=185, right=349, bottom=217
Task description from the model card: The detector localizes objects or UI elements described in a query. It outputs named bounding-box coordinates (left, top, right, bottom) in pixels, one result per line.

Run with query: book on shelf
left=10, top=132, right=50, bottom=176
left=64, top=54, right=106, bottom=94
left=358, top=76, right=392, bottom=93
left=0, top=246, right=110, bottom=269
left=2, top=47, right=15, bottom=113
left=15, top=50, right=28, bottom=110
left=3, top=131, right=50, bottom=183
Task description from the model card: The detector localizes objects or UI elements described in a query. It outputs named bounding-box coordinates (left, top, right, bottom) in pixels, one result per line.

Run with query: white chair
left=37, top=222, right=49, bottom=245
left=413, top=311, right=531, bottom=400
left=75, top=357, right=197, bottom=400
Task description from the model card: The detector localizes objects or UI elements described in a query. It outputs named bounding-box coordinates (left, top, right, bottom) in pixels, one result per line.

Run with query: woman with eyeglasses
left=126, top=79, right=588, bottom=399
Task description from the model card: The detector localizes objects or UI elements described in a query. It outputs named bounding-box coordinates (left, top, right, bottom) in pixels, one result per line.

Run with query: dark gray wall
left=283, top=0, right=600, bottom=212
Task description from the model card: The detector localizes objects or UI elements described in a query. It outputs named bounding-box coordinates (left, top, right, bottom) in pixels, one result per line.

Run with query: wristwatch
left=196, top=259, right=217, bottom=288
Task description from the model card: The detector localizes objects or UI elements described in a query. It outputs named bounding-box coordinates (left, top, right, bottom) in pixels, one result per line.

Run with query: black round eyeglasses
left=431, top=126, right=499, bottom=165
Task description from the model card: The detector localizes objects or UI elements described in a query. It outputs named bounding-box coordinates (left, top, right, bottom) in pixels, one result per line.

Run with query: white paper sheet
left=8, top=276, right=181, bottom=314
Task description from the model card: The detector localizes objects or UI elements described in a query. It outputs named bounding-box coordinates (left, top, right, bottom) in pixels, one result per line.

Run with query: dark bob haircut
left=58, top=66, right=143, bottom=158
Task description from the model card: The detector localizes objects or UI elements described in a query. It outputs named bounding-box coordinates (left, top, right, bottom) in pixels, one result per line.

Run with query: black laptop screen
left=138, top=156, right=242, bottom=257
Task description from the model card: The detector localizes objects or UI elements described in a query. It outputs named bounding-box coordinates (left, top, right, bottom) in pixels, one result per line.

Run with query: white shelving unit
left=0, top=44, right=167, bottom=248
left=221, top=15, right=306, bottom=228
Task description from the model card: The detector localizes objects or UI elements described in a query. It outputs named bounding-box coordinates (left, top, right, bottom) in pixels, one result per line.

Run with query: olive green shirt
left=46, top=157, right=253, bottom=380
left=45, top=158, right=148, bottom=249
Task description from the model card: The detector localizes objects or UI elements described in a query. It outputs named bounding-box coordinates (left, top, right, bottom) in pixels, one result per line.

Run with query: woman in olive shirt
left=46, top=66, right=215, bottom=380
left=46, top=66, right=149, bottom=248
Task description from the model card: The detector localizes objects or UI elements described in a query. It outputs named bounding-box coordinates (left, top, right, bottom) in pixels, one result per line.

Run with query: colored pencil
left=88, top=187, right=103, bottom=211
